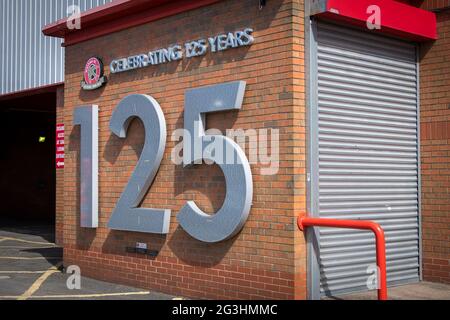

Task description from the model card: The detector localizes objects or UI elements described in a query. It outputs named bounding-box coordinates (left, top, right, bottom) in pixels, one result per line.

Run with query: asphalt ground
left=0, top=220, right=181, bottom=300
left=325, top=281, right=450, bottom=300
left=1, top=219, right=449, bottom=301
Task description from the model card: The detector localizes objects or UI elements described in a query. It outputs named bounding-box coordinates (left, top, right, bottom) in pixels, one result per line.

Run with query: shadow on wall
left=419, top=40, right=434, bottom=61
left=67, top=0, right=284, bottom=266
left=98, top=115, right=236, bottom=266
left=68, top=125, right=97, bottom=250
left=78, top=83, right=107, bottom=103
left=167, top=226, right=236, bottom=267
left=101, top=119, right=168, bottom=257
left=103, top=116, right=145, bottom=165
left=169, top=108, right=238, bottom=265
left=419, top=11, right=450, bottom=61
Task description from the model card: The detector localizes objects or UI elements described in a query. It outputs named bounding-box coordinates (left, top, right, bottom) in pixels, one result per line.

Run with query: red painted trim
left=313, top=0, right=437, bottom=42
left=43, top=0, right=222, bottom=46
left=0, top=82, right=64, bottom=101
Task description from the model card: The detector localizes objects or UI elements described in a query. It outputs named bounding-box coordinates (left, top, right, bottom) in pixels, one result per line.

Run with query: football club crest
left=81, top=57, right=107, bottom=90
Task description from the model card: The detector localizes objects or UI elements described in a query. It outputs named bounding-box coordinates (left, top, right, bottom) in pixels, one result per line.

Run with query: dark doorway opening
left=0, top=88, right=58, bottom=231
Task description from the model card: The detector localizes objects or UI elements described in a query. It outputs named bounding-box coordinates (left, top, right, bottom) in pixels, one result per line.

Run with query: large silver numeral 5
left=108, top=94, right=171, bottom=234
left=178, top=81, right=253, bottom=243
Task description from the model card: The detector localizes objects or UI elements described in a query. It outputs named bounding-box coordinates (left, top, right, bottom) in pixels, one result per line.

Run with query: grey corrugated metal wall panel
left=0, top=0, right=112, bottom=96
left=313, top=21, right=420, bottom=296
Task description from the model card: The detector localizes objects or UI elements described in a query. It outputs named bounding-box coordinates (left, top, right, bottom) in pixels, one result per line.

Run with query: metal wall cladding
left=0, top=0, right=112, bottom=95
left=313, top=21, right=420, bottom=296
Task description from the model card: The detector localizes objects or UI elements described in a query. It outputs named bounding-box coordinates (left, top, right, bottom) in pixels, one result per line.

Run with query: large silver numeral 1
left=108, top=94, right=171, bottom=234
left=73, top=105, right=99, bottom=228
left=178, top=81, right=253, bottom=243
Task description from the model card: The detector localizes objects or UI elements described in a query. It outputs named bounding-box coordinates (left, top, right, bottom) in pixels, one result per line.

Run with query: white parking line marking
left=31, top=291, right=152, bottom=299
left=0, top=271, right=47, bottom=274
left=0, top=276, right=10, bottom=280
left=0, top=291, right=151, bottom=300
left=0, top=246, right=56, bottom=249
left=0, top=237, right=56, bottom=246
left=0, top=257, right=61, bottom=260
left=17, top=263, right=62, bottom=300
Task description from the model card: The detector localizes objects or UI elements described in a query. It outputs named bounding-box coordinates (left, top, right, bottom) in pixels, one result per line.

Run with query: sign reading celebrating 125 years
left=81, top=28, right=253, bottom=90
left=109, top=28, right=254, bottom=74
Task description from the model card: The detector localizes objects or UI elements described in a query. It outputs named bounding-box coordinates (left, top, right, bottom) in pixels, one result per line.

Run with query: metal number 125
left=73, top=81, right=253, bottom=243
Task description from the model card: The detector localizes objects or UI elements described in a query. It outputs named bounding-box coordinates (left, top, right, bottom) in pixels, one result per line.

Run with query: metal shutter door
left=313, top=21, right=420, bottom=296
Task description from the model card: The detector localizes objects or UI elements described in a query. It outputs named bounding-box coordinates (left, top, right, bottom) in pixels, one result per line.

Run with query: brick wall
left=292, top=0, right=307, bottom=299
left=420, top=0, right=450, bottom=10
left=419, top=9, right=450, bottom=284
left=398, top=1, right=450, bottom=10
left=61, top=0, right=307, bottom=299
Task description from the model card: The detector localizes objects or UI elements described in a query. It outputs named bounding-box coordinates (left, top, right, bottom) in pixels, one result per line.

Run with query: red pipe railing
left=297, top=216, right=388, bottom=300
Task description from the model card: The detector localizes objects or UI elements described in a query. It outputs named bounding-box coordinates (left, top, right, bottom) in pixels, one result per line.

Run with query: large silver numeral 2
left=178, top=81, right=254, bottom=243
left=108, top=94, right=171, bottom=234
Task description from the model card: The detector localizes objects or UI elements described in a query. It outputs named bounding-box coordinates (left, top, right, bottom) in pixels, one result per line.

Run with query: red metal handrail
left=298, top=216, right=388, bottom=300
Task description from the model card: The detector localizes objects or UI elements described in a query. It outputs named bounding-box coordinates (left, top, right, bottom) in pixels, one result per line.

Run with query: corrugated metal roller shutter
left=314, top=21, right=420, bottom=296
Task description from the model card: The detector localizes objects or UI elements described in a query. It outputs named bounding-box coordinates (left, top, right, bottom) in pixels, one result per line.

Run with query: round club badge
left=81, top=57, right=107, bottom=90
